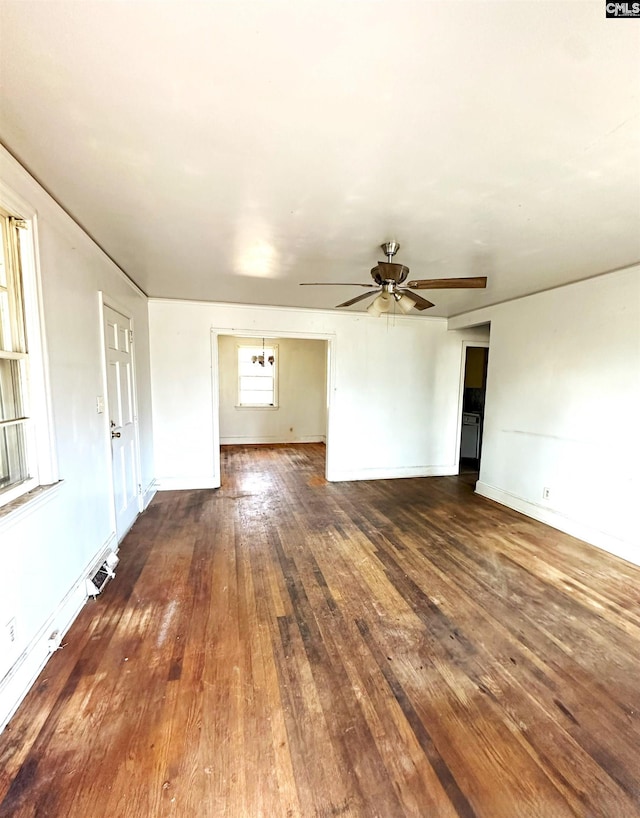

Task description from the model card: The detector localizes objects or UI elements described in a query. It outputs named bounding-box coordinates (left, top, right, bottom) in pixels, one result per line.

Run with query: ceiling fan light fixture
left=367, top=292, right=392, bottom=317
left=301, top=240, right=487, bottom=314
left=395, top=292, right=416, bottom=314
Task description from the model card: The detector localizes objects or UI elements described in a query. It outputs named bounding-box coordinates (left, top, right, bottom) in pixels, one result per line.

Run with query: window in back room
left=237, top=343, right=279, bottom=408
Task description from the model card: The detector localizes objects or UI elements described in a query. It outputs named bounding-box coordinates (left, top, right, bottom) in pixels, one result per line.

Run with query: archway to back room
left=214, top=333, right=330, bottom=488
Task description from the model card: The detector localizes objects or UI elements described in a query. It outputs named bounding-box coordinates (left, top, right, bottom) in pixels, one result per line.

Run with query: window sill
left=234, top=405, right=279, bottom=410
left=0, top=480, right=63, bottom=531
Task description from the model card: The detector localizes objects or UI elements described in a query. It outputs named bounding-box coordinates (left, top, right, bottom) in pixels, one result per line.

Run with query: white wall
left=0, top=148, right=154, bottom=730
left=218, top=335, right=326, bottom=444
left=149, top=299, right=490, bottom=488
left=450, top=265, right=640, bottom=565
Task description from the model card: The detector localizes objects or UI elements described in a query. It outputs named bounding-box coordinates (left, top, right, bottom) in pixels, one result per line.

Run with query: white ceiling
left=0, top=1, right=638, bottom=317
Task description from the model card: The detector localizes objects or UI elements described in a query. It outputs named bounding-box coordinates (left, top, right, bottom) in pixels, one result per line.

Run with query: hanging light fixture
left=366, top=286, right=415, bottom=317
left=251, top=338, right=275, bottom=367
left=252, top=337, right=266, bottom=366
left=366, top=292, right=393, bottom=317
left=394, top=292, right=416, bottom=314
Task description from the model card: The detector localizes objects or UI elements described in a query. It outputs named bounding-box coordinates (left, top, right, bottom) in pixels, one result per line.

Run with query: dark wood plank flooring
left=1, top=443, right=639, bottom=817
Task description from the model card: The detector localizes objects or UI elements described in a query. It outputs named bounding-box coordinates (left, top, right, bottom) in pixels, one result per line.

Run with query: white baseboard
left=155, top=476, right=219, bottom=491
left=141, top=479, right=157, bottom=510
left=475, top=481, right=639, bottom=567
left=0, top=533, right=118, bottom=733
left=220, top=435, right=326, bottom=445
left=327, top=464, right=459, bottom=483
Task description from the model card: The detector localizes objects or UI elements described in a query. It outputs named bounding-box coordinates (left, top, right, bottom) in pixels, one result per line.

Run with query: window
left=237, top=343, right=278, bottom=407
left=0, top=203, right=54, bottom=508
left=0, top=210, right=30, bottom=497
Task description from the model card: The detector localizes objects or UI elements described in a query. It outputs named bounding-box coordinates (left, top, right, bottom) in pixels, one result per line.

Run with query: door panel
left=104, top=304, right=138, bottom=540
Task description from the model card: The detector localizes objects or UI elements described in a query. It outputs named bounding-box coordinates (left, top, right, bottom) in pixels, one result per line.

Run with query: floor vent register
left=86, top=550, right=119, bottom=597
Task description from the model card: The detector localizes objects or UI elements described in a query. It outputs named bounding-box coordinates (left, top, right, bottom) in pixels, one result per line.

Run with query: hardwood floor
left=1, top=443, right=639, bottom=817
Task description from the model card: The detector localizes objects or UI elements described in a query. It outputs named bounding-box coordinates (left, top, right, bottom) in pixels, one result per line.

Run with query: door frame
left=455, top=340, right=490, bottom=472
left=210, top=328, right=336, bottom=487
left=98, top=292, right=143, bottom=540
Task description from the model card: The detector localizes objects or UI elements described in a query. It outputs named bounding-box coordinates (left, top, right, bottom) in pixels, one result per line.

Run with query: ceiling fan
left=300, top=241, right=487, bottom=316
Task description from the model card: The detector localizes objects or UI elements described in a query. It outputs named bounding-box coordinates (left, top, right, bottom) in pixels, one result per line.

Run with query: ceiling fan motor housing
left=371, top=262, right=410, bottom=286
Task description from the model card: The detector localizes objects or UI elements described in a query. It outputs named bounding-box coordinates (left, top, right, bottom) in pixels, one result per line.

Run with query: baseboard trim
left=475, top=481, right=639, bottom=567
left=0, top=533, right=118, bottom=733
left=220, top=435, right=326, bottom=445
left=155, top=476, right=219, bottom=491
left=141, top=479, right=157, bottom=510
left=327, top=464, right=459, bottom=483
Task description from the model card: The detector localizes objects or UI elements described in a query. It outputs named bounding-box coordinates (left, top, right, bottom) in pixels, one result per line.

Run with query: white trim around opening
left=210, top=328, right=337, bottom=486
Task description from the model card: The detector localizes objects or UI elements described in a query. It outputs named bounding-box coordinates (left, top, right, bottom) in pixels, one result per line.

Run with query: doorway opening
left=212, top=332, right=332, bottom=487
left=459, top=344, right=489, bottom=477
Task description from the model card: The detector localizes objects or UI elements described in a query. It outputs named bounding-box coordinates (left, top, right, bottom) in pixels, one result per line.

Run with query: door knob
left=111, top=431, right=121, bottom=439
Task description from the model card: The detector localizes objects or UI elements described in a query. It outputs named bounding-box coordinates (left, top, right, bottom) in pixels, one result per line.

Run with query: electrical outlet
left=543, top=487, right=551, bottom=500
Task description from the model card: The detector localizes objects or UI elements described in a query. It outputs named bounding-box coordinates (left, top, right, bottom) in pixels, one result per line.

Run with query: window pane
left=240, top=375, right=274, bottom=391
left=0, top=422, right=29, bottom=491
left=238, top=363, right=273, bottom=378
left=0, top=221, right=7, bottom=288
left=0, top=217, right=25, bottom=353
left=0, top=357, right=25, bottom=421
left=239, top=389, right=274, bottom=405
left=238, top=345, right=274, bottom=360
left=238, top=347, right=275, bottom=364
left=0, top=289, right=11, bottom=352
left=0, top=221, right=10, bottom=350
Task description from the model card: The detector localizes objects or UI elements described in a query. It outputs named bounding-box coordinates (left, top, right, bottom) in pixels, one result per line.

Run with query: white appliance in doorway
left=461, top=412, right=481, bottom=459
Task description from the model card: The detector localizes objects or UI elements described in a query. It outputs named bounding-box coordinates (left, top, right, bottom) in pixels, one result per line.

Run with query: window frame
left=236, top=342, right=279, bottom=409
left=0, top=187, right=57, bottom=510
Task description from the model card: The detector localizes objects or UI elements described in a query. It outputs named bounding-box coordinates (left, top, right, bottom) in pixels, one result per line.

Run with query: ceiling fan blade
left=336, top=289, right=380, bottom=308
left=399, top=290, right=434, bottom=311
left=406, top=276, right=487, bottom=290
left=300, top=282, right=377, bottom=288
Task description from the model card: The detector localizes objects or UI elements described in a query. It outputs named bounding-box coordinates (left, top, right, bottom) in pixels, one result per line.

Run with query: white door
left=103, top=305, right=138, bottom=540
